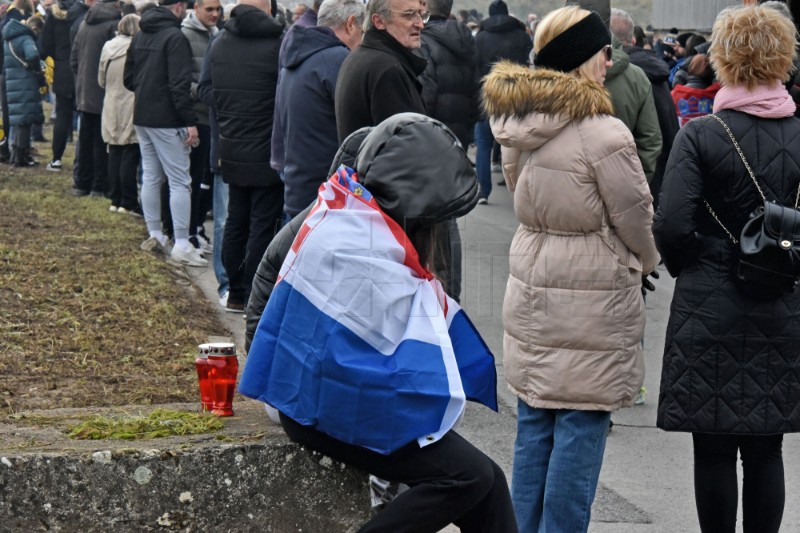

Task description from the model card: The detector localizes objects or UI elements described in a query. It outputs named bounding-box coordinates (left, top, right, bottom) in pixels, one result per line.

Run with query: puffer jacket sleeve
left=245, top=206, right=311, bottom=353
left=653, top=123, right=703, bottom=277
left=592, top=120, right=660, bottom=273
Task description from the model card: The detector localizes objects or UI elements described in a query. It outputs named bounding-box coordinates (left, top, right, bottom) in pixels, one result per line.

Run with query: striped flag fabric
left=239, top=166, right=497, bottom=455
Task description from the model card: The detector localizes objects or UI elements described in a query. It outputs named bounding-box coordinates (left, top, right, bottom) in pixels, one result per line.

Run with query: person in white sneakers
left=123, top=0, right=206, bottom=267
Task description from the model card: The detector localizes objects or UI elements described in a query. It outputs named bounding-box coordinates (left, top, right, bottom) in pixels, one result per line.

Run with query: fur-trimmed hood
left=482, top=60, right=614, bottom=121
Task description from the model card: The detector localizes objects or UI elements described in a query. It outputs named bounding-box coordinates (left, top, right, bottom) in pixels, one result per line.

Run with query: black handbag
left=704, top=114, right=800, bottom=297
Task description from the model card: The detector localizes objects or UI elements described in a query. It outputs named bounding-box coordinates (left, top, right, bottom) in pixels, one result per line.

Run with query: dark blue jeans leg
left=474, top=120, right=494, bottom=200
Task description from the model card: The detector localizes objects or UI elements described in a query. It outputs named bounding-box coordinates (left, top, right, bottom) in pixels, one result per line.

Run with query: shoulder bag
left=704, top=113, right=800, bottom=297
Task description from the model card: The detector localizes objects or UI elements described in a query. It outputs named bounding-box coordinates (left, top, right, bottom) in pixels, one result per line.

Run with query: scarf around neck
left=713, top=82, right=796, bottom=118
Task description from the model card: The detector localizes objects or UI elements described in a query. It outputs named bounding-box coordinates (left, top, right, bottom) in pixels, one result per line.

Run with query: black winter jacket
left=654, top=110, right=800, bottom=435
left=205, top=4, right=281, bottom=187
left=40, top=2, right=75, bottom=97
left=124, top=6, right=196, bottom=128
left=625, top=45, right=680, bottom=208
left=419, top=17, right=479, bottom=148
left=335, top=28, right=426, bottom=143
left=67, top=0, right=88, bottom=44
left=474, top=14, right=531, bottom=79
left=70, top=2, right=119, bottom=114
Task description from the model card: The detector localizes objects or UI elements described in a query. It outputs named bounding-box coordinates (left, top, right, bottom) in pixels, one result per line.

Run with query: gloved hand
left=641, top=270, right=660, bottom=296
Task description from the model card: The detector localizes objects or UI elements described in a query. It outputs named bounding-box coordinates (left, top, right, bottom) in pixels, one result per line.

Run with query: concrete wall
left=1, top=437, right=371, bottom=532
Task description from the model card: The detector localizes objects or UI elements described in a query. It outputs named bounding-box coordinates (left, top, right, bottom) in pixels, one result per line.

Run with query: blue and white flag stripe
left=239, top=167, right=497, bottom=455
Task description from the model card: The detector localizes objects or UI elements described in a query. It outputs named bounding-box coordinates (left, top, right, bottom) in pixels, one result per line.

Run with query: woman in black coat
left=654, top=6, right=800, bottom=533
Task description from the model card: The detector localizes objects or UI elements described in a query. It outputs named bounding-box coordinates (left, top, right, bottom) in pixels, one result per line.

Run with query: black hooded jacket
left=625, top=45, right=680, bottom=207
left=205, top=4, right=282, bottom=187
left=40, top=0, right=75, bottom=97
left=67, top=0, right=88, bottom=44
left=246, top=115, right=479, bottom=350
left=70, top=2, right=120, bottom=114
left=419, top=17, right=479, bottom=148
left=124, top=6, right=196, bottom=128
left=474, top=14, right=531, bottom=78
left=654, top=110, right=800, bottom=435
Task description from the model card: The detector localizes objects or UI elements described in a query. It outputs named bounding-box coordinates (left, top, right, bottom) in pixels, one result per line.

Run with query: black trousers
left=74, top=111, right=108, bottom=194
left=280, top=413, right=517, bottom=533
left=108, top=144, right=140, bottom=210
left=223, top=182, right=283, bottom=306
left=52, top=93, right=74, bottom=162
left=693, top=433, right=785, bottom=533
left=189, top=124, right=211, bottom=237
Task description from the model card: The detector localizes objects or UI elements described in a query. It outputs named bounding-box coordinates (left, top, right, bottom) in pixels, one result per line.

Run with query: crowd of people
left=3, top=0, right=800, bottom=531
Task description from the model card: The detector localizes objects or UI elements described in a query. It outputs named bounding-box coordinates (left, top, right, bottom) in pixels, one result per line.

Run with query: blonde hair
left=534, top=5, right=605, bottom=81
left=710, top=5, right=797, bottom=90
left=118, top=13, right=141, bottom=36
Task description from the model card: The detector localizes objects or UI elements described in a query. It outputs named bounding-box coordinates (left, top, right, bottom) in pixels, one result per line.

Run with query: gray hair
left=318, top=0, right=365, bottom=29
left=426, top=0, right=451, bottom=18
left=364, top=0, right=391, bottom=31
left=609, top=7, right=634, bottom=45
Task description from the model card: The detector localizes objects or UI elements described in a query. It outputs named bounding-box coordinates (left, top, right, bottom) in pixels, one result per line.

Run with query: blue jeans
left=474, top=120, right=494, bottom=200
left=213, top=173, right=229, bottom=297
left=512, top=400, right=610, bottom=533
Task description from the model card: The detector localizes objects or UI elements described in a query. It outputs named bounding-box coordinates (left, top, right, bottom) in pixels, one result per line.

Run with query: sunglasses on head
left=602, top=44, right=612, bottom=61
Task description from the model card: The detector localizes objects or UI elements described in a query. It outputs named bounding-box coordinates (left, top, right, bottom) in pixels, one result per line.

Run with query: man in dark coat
left=69, top=0, right=119, bottom=195
left=418, top=0, right=478, bottom=149
left=124, top=0, right=207, bottom=268
left=274, top=0, right=364, bottom=219
left=611, top=7, right=678, bottom=208
left=334, top=0, right=427, bottom=143
left=473, top=0, right=530, bottom=203
left=40, top=0, right=76, bottom=171
left=200, top=0, right=283, bottom=312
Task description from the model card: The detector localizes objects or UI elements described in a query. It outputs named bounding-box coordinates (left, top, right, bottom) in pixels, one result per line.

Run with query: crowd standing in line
left=3, top=0, right=800, bottom=531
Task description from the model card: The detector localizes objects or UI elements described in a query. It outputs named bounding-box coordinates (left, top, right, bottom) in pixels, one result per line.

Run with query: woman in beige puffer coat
left=98, top=14, right=140, bottom=214
left=482, top=6, right=659, bottom=532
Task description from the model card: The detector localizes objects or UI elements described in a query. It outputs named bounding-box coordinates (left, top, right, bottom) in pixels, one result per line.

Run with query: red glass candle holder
left=206, top=343, right=238, bottom=417
left=195, top=345, right=213, bottom=412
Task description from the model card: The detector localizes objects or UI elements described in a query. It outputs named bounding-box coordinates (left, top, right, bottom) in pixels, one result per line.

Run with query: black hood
left=67, top=1, right=89, bottom=25
left=624, top=45, right=670, bottom=84
left=355, top=113, right=478, bottom=231
left=139, top=6, right=181, bottom=33
left=226, top=5, right=283, bottom=39
left=283, top=25, right=344, bottom=70
left=84, top=2, right=120, bottom=25
left=479, top=14, right=526, bottom=34
left=422, top=18, right=475, bottom=61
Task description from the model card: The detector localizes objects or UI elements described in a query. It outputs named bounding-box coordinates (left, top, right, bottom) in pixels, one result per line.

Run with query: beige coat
left=98, top=34, right=137, bottom=146
left=483, top=62, right=660, bottom=411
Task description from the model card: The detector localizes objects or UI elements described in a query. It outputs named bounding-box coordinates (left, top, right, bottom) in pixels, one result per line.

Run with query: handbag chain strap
left=703, top=114, right=800, bottom=244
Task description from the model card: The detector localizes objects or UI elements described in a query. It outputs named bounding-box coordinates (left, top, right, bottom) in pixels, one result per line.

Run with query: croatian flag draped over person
left=239, top=166, right=497, bottom=455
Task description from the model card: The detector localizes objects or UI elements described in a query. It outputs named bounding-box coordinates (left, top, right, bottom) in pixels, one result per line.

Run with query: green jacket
left=605, top=46, right=662, bottom=183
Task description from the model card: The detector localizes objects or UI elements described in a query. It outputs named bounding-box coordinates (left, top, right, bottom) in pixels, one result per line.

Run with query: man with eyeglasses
left=334, top=0, right=428, bottom=143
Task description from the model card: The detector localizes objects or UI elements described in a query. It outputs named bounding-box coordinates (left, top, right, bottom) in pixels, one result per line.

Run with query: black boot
left=22, top=148, right=39, bottom=167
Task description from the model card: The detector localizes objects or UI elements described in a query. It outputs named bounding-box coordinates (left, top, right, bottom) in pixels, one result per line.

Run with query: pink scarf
left=713, top=82, right=796, bottom=118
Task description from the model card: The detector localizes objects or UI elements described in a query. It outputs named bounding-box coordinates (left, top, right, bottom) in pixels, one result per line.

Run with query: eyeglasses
left=389, top=9, right=430, bottom=23
left=602, top=44, right=612, bottom=61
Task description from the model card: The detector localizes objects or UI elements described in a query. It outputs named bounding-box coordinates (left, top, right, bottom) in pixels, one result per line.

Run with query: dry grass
left=0, top=134, right=231, bottom=415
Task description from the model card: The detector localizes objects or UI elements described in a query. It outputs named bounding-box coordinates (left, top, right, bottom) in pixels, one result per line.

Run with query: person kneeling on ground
left=239, top=113, right=517, bottom=533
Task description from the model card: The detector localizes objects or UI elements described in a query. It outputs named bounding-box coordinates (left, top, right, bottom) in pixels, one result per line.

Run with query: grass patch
left=67, top=408, right=224, bottom=440
left=0, top=117, right=232, bottom=415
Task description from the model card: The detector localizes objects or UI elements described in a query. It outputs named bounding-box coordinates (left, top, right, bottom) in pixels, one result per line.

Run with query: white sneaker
left=218, top=291, right=229, bottom=308
left=141, top=236, right=171, bottom=255
left=46, top=160, right=62, bottom=171
left=171, top=244, right=208, bottom=267
left=109, top=205, right=118, bottom=213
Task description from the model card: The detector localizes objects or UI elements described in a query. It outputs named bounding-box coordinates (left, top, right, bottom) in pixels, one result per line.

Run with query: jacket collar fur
left=482, top=60, right=613, bottom=121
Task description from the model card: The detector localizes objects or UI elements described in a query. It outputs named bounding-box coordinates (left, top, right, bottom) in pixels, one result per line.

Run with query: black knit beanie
left=533, top=11, right=611, bottom=73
